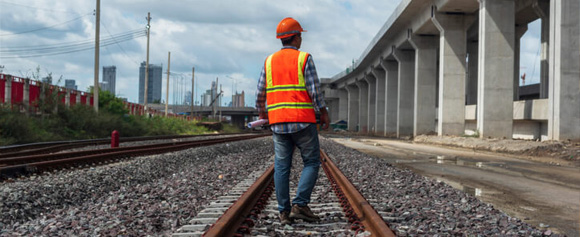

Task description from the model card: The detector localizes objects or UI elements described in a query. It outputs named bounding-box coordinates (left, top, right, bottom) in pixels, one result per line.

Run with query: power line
left=1, top=28, right=144, bottom=51
left=0, top=0, right=80, bottom=14
left=0, top=31, right=146, bottom=58
left=0, top=32, right=146, bottom=56
left=0, top=12, right=92, bottom=37
left=100, top=20, right=140, bottom=64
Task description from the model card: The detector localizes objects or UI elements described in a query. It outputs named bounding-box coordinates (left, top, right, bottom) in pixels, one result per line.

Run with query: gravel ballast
left=0, top=135, right=557, bottom=236
left=320, top=137, right=554, bottom=236
left=0, top=137, right=273, bottom=236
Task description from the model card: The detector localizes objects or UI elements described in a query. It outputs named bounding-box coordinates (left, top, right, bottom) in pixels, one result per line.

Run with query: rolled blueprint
left=247, top=119, right=269, bottom=128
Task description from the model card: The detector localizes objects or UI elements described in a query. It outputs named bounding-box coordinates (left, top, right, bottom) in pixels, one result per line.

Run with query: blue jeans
left=273, top=124, right=321, bottom=213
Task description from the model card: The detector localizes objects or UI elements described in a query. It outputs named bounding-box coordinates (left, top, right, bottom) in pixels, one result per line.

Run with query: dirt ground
left=323, top=132, right=580, bottom=236
left=413, top=134, right=580, bottom=167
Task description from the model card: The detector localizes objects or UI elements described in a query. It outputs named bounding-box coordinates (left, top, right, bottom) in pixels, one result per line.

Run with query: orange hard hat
left=276, top=17, right=306, bottom=39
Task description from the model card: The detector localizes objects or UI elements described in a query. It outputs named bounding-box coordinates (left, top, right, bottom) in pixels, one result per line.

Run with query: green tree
left=99, top=90, right=128, bottom=116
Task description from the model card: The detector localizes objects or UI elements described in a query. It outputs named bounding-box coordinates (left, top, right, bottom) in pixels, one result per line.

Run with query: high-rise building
left=202, top=89, right=212, bottom=106
left=138, top=61, right=163, bottom=104
left=65, top=79, right=77, bottom=90
left=201, top=81, right=218, bottom=106
left=102, top=66, right=116, bottom=95
left=232, top=90, right=245, bottom=107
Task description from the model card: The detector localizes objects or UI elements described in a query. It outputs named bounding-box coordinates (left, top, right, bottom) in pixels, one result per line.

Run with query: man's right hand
left=259, top=112, right=268, bottom=120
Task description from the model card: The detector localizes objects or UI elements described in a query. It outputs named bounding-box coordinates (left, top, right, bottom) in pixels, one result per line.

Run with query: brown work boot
left=289, top=204, right=320, bottom=222
left=279, top=211, right=292, bottom=225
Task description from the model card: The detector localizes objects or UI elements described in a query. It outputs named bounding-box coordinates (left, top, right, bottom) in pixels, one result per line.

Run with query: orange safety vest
left=265, top=48, right=316, bottom=124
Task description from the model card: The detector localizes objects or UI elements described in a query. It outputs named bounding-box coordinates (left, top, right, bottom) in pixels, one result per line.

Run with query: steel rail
left=0, top=135, right=261, bottom=165
left=0, top=134, right=269, bottom=179
left=320, top=150, right=395, bottom=236
left=201, top=149, right=394, bottom=236
left=0, top=134, right=265, bottom=165
left=0, top=132, right=251, bottom=158
left=203, top=165, right=275, bottom=237
left=0, top=141, right=109, bottom=159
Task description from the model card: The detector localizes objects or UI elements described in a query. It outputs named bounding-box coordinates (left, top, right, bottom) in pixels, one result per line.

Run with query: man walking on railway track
left=255, top=17, right=330, bottom=225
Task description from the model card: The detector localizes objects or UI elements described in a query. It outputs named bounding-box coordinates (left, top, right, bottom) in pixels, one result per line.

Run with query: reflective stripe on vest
left=267, top=102, right=313, bottom=112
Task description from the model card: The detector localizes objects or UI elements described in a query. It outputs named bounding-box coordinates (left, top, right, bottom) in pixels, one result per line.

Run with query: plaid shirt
left=256, top=46, right=326, bottom=134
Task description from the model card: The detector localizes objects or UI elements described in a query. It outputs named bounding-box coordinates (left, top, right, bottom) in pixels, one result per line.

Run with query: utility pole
left=219, top=84, right=222, bottom=121
left=93, top=0, right=100, bottom=112
left=144, top=12, right=151, bottom=112
left=194, top=67, right=195, bottom=118
left=165, top=51, right=170, bottom=117
left=214, top=77, right=218, bottom=118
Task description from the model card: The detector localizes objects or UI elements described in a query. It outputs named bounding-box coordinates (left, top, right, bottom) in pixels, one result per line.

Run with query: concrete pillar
left=346, top=84, right=359, bottom=131
left=77, top=92, right=82, bottom=106
left=332, top=99, right=340, bottom=123
left=23, top=79, right=30, bottom=112
left=371, top=66, right=386, bottom=135
left=514, top=25, right=528, bottom=100
left=356, top=79, right=369, bottom=133
left=534, top=0, right=550, bottom=99
left=477, top=0, right=515, bottom=139
left=231, top=115, right=246, bottom=129
left=338, top=89, right=348, bottom=121
left=548, top=0, right=580, bottom=141
left=325, top=99, right=339, bottom=123
left=4, top=75, right=11, bottom=105
left=466, top=39, right=479, bottom=105
left=381, top=60, right=398, bottom=136
left=364, top=73, right=377, bottom=134
left=433, top=12, right=469, bottom=136
left=393, top=48, right=415, bottom=138
left=65, top=89, right=70, bottom=107
left=409, top=35, right=438, bottom=136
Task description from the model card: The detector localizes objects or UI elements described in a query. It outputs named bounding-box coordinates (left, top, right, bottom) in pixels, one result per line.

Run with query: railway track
left=0, top=133, right=249, bottom=158
left=173, top=150, right=395, bottom=236
left=0, top=133, right=270, bottom=180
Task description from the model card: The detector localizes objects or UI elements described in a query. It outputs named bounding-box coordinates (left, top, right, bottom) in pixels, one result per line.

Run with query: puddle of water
left=463, top=186, right=483, bottom=197
left=436, top=178, right=484, bottom=197
left=433, top=156, right=488, bottom=168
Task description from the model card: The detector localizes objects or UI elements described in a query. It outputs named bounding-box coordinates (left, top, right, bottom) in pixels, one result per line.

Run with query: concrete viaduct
left=148, top=104, right=258, bottom=128
left=322, top=0, right=579, bottom=141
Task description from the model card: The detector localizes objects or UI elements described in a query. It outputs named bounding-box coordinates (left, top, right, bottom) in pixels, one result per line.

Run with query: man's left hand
left=319, top=108, right=330, bottom=130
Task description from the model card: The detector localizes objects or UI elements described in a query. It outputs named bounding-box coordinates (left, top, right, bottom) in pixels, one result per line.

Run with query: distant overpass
left=321, top=0, right=579, bottom=141
left=147, top=104, right=258, bottom=128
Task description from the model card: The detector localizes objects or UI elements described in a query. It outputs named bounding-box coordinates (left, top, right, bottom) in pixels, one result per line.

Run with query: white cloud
left=0, top=0, right=543, bottom=107
left=1, top=0, right=401, bottom=106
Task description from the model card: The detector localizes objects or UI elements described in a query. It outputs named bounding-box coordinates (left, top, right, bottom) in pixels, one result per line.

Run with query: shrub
left=0, top=89, right=211, bottom=145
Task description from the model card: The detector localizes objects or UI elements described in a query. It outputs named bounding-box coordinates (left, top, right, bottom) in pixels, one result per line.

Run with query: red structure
left=29, top=81, right=41, bottom=106
left=0, top=76, right=5, bottom=103
left=0, top=73, right=187, bottom=119
left=111, top=130, right=120, bottom=148
left=11, top=78, right=24, bottom=104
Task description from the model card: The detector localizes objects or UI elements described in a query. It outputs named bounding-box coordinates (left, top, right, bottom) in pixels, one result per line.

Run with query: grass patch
left=0, top=105, right=214, bottom=146
left=0, top=88, right=216, bottom=146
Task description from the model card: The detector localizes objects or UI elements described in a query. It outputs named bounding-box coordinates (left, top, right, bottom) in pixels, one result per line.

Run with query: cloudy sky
left=0, top=0, right=542, bottom=107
